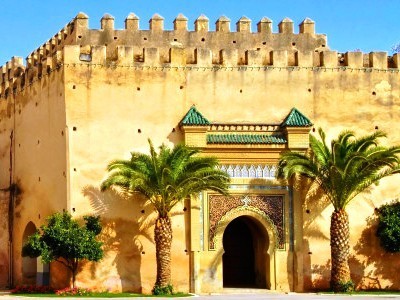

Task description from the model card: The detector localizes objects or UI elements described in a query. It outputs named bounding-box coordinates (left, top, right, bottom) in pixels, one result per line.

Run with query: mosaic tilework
left=208, top=194, right=285, bottom=250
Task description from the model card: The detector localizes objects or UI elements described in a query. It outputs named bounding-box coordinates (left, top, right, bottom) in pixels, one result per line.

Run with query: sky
left=0, top=0, right=399, bottom=67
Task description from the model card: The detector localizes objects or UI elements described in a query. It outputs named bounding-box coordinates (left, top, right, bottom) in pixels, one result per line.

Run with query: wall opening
left=222, top=216, right=269, bottom=288
left=22, top=222, right=37, bottom=285
left=21, top=222, right=50, bottom=286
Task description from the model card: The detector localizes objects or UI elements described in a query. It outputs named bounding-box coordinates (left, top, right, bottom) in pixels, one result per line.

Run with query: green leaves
left=101, top=139, right=230, bottom=217
left=21, top=211, right=103, bottom=286
left=278, top=128, right=400, bottom=210
left=376, top=200, right=400, bottom=253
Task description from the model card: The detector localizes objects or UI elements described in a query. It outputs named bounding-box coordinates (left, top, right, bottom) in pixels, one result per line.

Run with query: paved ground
left=2, top=290, right=400, bottom=299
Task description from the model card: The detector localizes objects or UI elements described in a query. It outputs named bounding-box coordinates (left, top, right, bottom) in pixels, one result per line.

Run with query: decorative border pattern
left=208, top=194, right=285, bottom=250
left=220, top=164, right=277, bottom=179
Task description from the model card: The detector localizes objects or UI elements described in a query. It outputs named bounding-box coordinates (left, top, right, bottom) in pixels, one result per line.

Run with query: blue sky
left=1, top=0, right=399, bottom=66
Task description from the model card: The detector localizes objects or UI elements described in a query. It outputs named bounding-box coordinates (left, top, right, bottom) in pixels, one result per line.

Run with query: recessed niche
left=375, top=126, right=379, bottom=130
left=372, top=91, right=376, bottom=95
left=72, top=85, right=76, bottom=89
left=201, top=38, right=205, bottom=42
left=143, top=37, right=148, bottom=41
left=138, top=129, right=141, bottom=133
left=137, top=87, right=140, bottom=91
left=114, top=36, right=118, bottom=40
left=73, top=127, right=77, bottom=131
left=180, top=86, right=184, bottom=89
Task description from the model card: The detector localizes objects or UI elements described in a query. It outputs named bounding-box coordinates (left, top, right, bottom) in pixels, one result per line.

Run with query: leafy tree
left=101, top=139, right=229, bottom=294
left=376, top=200, right=400, bottom=253
left=22, top=212, right=103, bottom=288
left=277, top=128, right=400, bottom=292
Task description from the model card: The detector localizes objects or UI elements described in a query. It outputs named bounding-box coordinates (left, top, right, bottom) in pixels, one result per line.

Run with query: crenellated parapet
left=1, top=12, right=400, bottom=100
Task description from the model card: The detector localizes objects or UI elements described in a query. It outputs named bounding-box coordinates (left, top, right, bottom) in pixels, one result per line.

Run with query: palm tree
left=101, top=139, right=230, bottom=294
left=277, top=128, right=400, bottom=292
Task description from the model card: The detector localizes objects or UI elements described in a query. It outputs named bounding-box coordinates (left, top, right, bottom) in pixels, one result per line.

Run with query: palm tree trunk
left=154, top=215, right=172, bottom=292
left=330, top=209, right=352, bottom=292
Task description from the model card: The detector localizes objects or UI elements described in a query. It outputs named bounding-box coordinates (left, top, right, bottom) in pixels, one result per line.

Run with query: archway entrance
left=22, top=222, right=37, bottom=285
left=222, top=216, right=269, bottom=288
left=22, top=222, right=50, bottom=286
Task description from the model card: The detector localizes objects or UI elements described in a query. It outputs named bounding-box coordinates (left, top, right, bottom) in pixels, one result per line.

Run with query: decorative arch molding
left=213, top=206, right=278, bottom=256
left=208, top=194, right=285, bottom=250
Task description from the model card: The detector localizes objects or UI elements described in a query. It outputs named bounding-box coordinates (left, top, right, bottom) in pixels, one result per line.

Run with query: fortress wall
left=62, top=40, right=400, bottom=291
left=0, top=13, right=399, bottom=291
left=0, top=62, right=68, bottom=287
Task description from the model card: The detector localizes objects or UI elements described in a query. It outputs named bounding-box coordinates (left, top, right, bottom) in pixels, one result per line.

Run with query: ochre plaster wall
left=1, top=12, right=400, bottom=292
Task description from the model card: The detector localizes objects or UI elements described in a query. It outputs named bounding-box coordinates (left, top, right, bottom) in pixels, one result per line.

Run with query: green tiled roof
left=207, top=134, right=287, bottom=144
left=281, top=108, right=313, bottom=127
left=180, top=106, right=210, bottom=126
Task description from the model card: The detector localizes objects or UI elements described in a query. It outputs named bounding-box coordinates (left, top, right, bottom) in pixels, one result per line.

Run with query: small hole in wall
left=73, top=168, right=77, bottom=171
left=73, top=127, right=77, bottom=131
left=35, top=102, right=38, bottom=106
left=321, top=44, right=326, bottom=47
left=63, top=171, right=66, bottom=176
left=308, top=88, right=312, bottom=92
left=308, top=251, right=313, bottom=255
left=183, top=207, right=187, bottom=212
left=375, top=126, right=379, bottom=130
left=141, top=251, right=145, bottom=255
left=137, top=87, right=140, bottom=91
left=257, top=47, right=261, bottom=50
left=315, top=50, right=319, bottom=52
left=38, top=177, right=41, bottom=182
left=292, top=42, right=296, bottom=46
left=184, top=249, right=188, bottom=252
left=173, top=38, right=177, bottom=42
left=306, top=209, right=311, bottom=214
left=114, top=36, right=118, bottom=40
left=372, top=91, right=376, bottom=95
left=201, top=38, right=205, bottom=42
left=138, top=129, right=141, bottom=133
left=239, top=89, right=242, bottom=93
left=143, top=37, right=147, bottom=41
left=78, top=35, right=82, bottom=39
left=172, top=128, right=176, bottom=132
left=72, top=85, right=76, bottom=89
left=38, top=214, right=41, bottom=219
left=262, top=42, right=266, bottom=45
left=312, top=127, right=316, bottom=132
left=37, top=140, right=40, bottom=145
left=141, top=209, right=145, bottom=214
left=232, top=41, right=236, bottom=44
left=180, top=85, right=184, bottom=89
left=18, top=144, right=20, bottom=147
left=61, top=131, right=64, bottom=136
left=72, top=207, right=76, bottom=212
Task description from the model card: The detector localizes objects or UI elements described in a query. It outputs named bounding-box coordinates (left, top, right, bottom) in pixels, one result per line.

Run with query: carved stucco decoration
left=208, top=194, right=285, bottom=250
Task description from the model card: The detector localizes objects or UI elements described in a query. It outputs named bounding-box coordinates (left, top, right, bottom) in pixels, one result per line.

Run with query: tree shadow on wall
left=350, top=214, right=400, bottom=290
left=82, top=186, right=154, bottom=292
left=291, top=178, right=332, bottom=291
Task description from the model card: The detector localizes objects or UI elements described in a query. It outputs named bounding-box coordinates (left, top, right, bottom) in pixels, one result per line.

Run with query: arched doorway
left=21, top=222, right=50, bottom=286
left=222, top=216, right=269, bottom=288
left=22, top=222, right=37, bottom=285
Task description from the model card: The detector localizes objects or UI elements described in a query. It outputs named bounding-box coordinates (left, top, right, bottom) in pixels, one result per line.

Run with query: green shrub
left=152, top=284, right=173, bottom=295
left=334, top=280, right=355, bottom=293
left=376, top=200, right=400, bottom=253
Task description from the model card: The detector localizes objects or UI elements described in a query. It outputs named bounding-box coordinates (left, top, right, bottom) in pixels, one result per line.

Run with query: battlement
left=1, top=12, right=400, bottom=99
